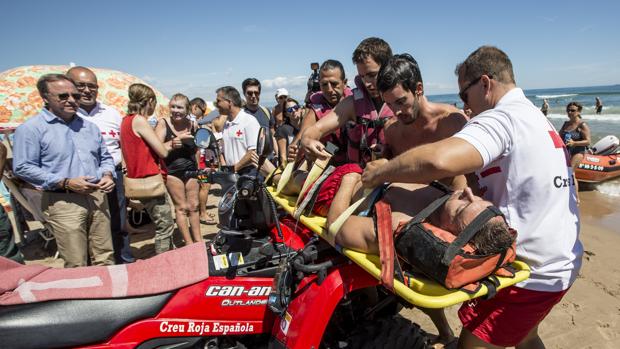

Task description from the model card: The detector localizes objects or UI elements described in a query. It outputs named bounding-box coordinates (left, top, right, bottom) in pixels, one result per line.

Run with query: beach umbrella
left=204, top=101, right=216, bottom=115
left=0, top=65, right=170, bottom=131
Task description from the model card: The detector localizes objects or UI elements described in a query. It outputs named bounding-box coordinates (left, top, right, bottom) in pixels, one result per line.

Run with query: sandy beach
left=19, top=186, right=620, bottom=348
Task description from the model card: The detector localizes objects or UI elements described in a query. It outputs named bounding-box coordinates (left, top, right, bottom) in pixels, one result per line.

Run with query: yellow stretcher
left=266, top=162, right=530, bottom=309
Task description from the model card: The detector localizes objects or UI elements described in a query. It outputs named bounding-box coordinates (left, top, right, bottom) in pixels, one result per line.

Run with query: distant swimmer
left=595, top=97, right=603, bottom=114
left=541, top=98, right=549, bottom=116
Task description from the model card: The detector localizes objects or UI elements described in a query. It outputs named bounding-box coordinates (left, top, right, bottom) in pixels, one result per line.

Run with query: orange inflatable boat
left=575, top=153, right=620, bottom=183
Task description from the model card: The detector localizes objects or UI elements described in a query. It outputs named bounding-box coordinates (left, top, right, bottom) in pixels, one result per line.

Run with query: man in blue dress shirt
left=13, top=74, right=116, bottom=267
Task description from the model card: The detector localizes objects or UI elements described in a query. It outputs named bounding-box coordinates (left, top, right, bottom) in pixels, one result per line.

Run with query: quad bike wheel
left=344, top=315, right=430, bottom=349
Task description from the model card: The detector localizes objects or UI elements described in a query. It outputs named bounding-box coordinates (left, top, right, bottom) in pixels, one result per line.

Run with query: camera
left=307, top=62, right=320, bottom=94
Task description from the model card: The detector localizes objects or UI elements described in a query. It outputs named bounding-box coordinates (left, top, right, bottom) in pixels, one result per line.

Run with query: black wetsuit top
left=163, top=119, right=197, bottom=178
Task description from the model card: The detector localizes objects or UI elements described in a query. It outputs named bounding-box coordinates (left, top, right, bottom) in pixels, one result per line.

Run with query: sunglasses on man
left=50, top=92, right=82, bottom=101
left=459, top=75, right=493, bottom=105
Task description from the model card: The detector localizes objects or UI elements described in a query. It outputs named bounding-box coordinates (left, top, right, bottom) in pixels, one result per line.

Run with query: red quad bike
left=0, top=128, right=430, bottom=349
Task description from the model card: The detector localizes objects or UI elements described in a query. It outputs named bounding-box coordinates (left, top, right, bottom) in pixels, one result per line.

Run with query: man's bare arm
left=301, top=96, right=355, bottom=159
left=362, top=137, right=483, bottom=188
left=234, top=150, right=256, bottom=172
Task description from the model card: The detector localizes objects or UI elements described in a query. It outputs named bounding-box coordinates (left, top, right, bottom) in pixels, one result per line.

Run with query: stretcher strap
left=295, top=156, right=330, bottom=207
left=375, top=200, right=395, bottom=291
left=265, top=167, right=282, bottom=187
left=326, top=187, right=379, bottom=243
left=294, top=166, right=335, bottom=219
left=275, top=162, right=295, bottom=195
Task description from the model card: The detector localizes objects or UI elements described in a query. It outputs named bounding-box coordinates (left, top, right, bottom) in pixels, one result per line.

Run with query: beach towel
left=0, top=242, right=209, bottom=305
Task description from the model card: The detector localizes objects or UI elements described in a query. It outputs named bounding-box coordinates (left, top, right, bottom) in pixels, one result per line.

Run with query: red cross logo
left=548, top=130, right=571, bottom=166
left=109, top=130, right=118, bottom=138
left=236, top=130, right=243, bottom=137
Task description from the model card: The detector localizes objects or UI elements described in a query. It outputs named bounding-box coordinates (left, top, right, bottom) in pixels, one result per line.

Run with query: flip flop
left=200, top=216, right=217, bottom=225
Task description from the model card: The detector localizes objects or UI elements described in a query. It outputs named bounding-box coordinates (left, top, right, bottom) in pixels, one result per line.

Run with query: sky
left=2, top=0, right=619, bottom=103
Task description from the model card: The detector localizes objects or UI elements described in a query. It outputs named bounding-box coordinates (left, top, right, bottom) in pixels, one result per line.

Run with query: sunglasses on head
left=52, top=92, right=82, bottom=101
left=285, top=105, right=300, bottom=114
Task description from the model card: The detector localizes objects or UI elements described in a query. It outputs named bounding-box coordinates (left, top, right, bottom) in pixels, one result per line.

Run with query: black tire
left=345, top=315, right=430, bottom=349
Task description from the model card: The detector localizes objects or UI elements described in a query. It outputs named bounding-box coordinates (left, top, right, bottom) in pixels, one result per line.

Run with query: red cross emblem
left=109, top=130, right=118, bottom=138
left=548, top=130, right=571, bottom=166
left=236, top=130, right=243, bottom=137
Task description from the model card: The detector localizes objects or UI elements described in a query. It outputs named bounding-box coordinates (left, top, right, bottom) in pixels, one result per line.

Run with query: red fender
left=270, top=263, right=379, bottom=348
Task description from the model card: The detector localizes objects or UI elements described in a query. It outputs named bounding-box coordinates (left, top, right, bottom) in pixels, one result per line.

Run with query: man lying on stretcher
left=327, top=171, right=514, bottom=256
left=255, top=156, right=513, bottom=256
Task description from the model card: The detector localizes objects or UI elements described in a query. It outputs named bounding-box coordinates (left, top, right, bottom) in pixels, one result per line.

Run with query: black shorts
left=569, top=146, right=587, bottom=157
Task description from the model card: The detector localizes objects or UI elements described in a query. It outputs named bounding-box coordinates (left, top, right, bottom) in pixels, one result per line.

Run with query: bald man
left=66, top=66, right=132, bottom=263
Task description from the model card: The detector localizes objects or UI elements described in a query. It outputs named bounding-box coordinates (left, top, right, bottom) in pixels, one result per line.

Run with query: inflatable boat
left=575, top=135, right=620, bottom=183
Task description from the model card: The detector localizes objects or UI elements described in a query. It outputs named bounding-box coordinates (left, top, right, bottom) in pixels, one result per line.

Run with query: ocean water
left=429, top=84, right=620, bottom=197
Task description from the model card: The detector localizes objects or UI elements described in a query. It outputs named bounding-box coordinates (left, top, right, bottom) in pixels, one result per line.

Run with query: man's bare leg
left=516, top=325, right=544, bottom=349
left=254, top=157, right=307, bottom=195
left=419, top=307, right=456, bottom=348
left=458, top=328, right=504, bottom=349
left=329, top=173, right=378, bottom=254
left=327, top=172, right=362, bottom=226
left=199, top=182, right=214, bottom=224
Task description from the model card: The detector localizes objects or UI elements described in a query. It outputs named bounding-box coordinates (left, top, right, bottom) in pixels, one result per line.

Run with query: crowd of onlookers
left=2, top=65, right=316, bottom=268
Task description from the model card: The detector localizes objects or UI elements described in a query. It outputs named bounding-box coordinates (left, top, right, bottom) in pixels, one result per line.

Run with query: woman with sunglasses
left=559, top=101, right=591, bottom=200
left=275, top=98, right=304, bottom=167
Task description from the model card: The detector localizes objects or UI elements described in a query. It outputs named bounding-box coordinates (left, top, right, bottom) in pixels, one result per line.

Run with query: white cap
left=275, top=88, right=289, bottom=98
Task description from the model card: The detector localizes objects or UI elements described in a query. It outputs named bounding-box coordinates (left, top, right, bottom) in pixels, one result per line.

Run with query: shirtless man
left=378, top=54, right=468, bottom=178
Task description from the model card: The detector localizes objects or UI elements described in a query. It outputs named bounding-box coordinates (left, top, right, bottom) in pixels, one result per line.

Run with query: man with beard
left=66, top=66, right=132, bottom=263
left=379, top=54, right=467, bottom=162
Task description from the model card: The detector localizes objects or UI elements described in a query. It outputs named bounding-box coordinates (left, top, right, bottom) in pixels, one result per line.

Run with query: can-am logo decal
left=206, top=286, right=271, bottom=297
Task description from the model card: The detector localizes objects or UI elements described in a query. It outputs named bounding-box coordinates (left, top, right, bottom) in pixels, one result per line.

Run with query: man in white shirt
left=215, top=86, right=260, bottom=175
left=67, top=66, right=132, bottom=263
left=361, top=46, right=582, bottom=349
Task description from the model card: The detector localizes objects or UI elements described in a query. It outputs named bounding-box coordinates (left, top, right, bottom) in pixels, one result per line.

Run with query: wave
left=595, top=181, right=620, bottom=197
left=546, top=113, right=620, bottom=121
left=535, top=94, right=578, bottom=99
